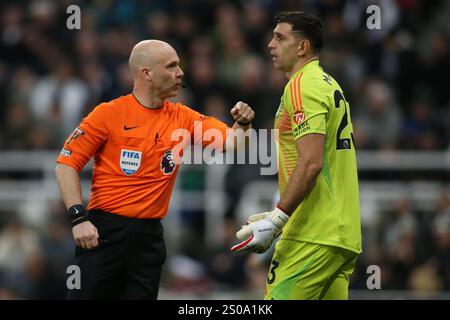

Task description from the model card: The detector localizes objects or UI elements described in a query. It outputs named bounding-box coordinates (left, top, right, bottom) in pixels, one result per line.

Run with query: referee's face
left=268, top=23, right=300, bottom=73
left=151, top=48, right=184, bottom=99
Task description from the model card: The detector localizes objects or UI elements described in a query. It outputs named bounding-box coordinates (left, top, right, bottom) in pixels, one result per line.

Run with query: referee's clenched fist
left=230, top=101, right=255, bottom=126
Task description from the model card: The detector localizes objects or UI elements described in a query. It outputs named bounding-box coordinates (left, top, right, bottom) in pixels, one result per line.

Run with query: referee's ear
left=142, top=67, right=152, bottom=81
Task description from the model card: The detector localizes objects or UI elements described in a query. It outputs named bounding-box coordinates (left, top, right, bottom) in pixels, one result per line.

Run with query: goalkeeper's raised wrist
left=270, top=206, right=290, bottom=229
left=67, top=204, right=88, bottom=227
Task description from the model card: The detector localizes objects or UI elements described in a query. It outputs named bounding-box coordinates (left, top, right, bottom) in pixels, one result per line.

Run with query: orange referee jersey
left=56, top=94, right=229, bottom=219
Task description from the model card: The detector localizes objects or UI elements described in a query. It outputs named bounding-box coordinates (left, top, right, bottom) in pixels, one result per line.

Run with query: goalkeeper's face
left=268, top=23, right=301, bottom=73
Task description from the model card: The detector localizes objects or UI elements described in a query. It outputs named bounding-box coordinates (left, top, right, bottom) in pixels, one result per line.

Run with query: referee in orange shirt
left=55, top=40, right=255, bottom=299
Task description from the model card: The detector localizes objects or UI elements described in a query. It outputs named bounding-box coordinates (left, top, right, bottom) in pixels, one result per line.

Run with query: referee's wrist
left=67, top=204, right=88, bottom=227
left=236, top=119, right=251, bottom=126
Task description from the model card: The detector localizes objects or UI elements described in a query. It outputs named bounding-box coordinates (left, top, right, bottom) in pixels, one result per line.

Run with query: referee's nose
left=176, top=65, right=184, bottom=79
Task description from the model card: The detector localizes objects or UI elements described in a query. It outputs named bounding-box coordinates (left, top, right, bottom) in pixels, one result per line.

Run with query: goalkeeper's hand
left=230, top=207, right=289, bottom=254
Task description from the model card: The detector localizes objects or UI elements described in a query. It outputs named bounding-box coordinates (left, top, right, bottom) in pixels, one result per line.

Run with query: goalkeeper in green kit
left=231, top=11, right=362, bottom=300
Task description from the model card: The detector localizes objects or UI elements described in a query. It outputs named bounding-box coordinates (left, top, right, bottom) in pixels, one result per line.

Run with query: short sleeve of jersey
left=56, top=103, right=109, bottom=172
left=180, top=105, right=229, bottom=150
left=285, top=73, right=328, bottom=141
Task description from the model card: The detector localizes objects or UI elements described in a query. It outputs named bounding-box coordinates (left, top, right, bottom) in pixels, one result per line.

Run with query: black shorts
left=66, top=210, right=166, bottom=300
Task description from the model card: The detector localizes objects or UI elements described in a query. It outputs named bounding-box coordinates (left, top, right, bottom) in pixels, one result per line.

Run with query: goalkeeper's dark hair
left=274, top=11, right=324, bottom=54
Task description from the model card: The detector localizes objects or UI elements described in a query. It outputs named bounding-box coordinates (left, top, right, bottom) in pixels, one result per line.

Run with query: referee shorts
left=265, top=239, right=359, bottom=300
left=67, top=210, right=166, bottom=300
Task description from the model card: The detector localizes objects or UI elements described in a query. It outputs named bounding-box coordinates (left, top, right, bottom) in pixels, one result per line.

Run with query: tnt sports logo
left=120, top=149, right=142, bottom=176
left=160, top=150, right=175, bottom=175
left=292, top=111, right=305, bottom=125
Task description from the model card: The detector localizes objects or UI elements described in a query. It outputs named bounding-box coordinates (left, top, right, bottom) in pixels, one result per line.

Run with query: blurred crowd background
left=0, top=0, right=449, bottom=299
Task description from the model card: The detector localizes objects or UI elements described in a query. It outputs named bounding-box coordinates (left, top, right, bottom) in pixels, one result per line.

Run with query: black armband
left=67, top=204, right=88, bottom=227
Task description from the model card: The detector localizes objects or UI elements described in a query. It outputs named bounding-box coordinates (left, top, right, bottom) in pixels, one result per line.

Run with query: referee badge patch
left=60, top=147, right=72, bottom=157
left=66, top=127, right=85, bottom=145
left=120, top=149, right=142, bottom=175
left=292, top=111, right=305, bottom=125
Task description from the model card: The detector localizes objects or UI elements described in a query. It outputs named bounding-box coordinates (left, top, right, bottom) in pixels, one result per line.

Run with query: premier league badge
left=120, top=149, right=142, bottom=175
left=160, top=150, right=175, bottom=175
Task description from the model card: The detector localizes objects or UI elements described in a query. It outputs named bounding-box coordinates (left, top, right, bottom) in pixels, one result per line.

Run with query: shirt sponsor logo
left=120, top=149, right=142, bottom=175
left=292, top=111, right=305, bottom=125
left=60, top=148, right=72, bottom=157
left=160, top=150, right=175, bottom=175
left=293, top=121, right=311, bottom=137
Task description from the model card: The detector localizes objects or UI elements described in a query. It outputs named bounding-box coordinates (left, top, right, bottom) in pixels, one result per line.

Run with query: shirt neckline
left=290, top=58, right=320, bottom=79
left=130, top=93, right=166, bottom=111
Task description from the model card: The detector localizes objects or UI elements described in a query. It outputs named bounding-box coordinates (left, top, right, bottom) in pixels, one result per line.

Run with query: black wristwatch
left=67, top=204, right=88, bottom=226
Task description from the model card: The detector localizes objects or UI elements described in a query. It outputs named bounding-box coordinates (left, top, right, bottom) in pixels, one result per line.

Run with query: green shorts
left=264, top=239, right=359, bottom=300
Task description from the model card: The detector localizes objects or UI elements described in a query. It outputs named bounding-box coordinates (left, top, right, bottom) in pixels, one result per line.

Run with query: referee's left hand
left=72, top=221, right=99, bottom=249
left=230, top=101, right=255, bottom=125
